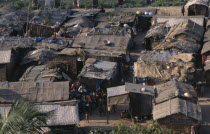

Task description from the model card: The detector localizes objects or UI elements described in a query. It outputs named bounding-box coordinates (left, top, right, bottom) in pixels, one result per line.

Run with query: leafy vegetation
left=151, top=0, right=185, bottom=7
left=0, top=0, right=29, bottom=9
left=0, top=98, right=52, bottom=134
left=89, top=122, right=174, bottom=134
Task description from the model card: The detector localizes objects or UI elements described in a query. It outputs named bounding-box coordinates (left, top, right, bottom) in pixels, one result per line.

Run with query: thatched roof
left=137, top=51, right=177, bottom=62
left=155, top=80, right=197, bottom=104
left=0, top=37, right=35, bottom=51
left=0, top=101, right=79, bottom=126
left=0, top=81, right=69, bottom=103
left=145, top=23, right=168, bottom=40
left=0, top=50, right=11, bottom=64
left=153, top=98, right=202, bottom=121
left=165, top=19, right=204, bottom=42
left=154, top=40, right=201, bottom=53
left=72, top=35, right=133, bottom=54
left=185, top=0, right=209, bottom=8
left=152, top=20, right=203, bottom=53
left=78, top=58, right=117, bottom=80
left=134, top=56, right=195, bottom=81
left=152, top=16, right=204, bottom=27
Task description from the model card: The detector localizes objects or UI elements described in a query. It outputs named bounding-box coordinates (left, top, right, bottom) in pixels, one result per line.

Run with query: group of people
left=69, top=81, right=108, bottom=123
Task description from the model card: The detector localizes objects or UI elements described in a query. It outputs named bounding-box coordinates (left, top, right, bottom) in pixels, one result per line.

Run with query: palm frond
left=0, top=98, right=53, bottom=134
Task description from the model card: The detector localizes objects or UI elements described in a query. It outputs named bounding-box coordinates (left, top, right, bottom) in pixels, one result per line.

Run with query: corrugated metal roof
left=155, top=80, right=197, bottom=104
left=153, top=98, right=202, bottom=121
left=185, top=0, right=209, bottom=7
left=107, top=85, right=128, bottom=97
left=0, top=50, right=11, bottom=64
left=125, top=83, right=155, bottom=96
left=0, top=82, right=69, bottom=103
left=0, top=101, right=79, bottom=126
left=78, top=58, right=117, bottom=80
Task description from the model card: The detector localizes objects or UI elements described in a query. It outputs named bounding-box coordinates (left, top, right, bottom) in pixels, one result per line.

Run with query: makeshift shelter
left=28, top=9, right=73, bottom=37
left=0, top=100, right=79, bottom=133
left=153, top=20, right=204, bottom=53
left=0, top=50, right=14, bottom=82
left=78, top=58, right=118, bottom=90
left=107, top=85, right=129, bottom=111
left=144, top=23, right=169, bottom=50
left=72, top=35, right=133, bottom=56
left=184, top=0, right=209, bottom=16
left=201, top=41, right=210, bottom=56
left=125, top=83, right=155, bottom=118
left=19, top=65, right=72, bottom=82
left=134, top=53, right=195, bottom=83
left=152, top=16, right=205, bottom=27
left=155, top=80, right=197, bottom=104
left=0, top=37, right=35, bottom=51
left=153, top=98, right=202, bottom=134
left=0, top=10, right=28, bottom=36
left=0, top=81, right=70, bottom=103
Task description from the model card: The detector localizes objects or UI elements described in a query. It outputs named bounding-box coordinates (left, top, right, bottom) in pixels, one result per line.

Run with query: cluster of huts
left=0, top=0, right=209, bottom=133
left=107, top=0, right=210, bottom=134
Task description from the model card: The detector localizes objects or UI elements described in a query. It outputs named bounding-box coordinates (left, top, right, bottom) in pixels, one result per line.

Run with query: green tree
left=0, top=98, right=52, bottom=134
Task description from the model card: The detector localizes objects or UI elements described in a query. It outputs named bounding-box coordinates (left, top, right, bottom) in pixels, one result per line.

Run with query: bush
left=151, top=0, right=185, bottom=7
left=89, top=122, right=174, bottom=134
left=0, top=0, right=29, bottom=10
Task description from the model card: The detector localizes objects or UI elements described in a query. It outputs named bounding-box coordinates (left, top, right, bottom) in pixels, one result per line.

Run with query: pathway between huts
left=199, top=86, right=210, bottom=133
left=78, top=110, right=150, bottom=133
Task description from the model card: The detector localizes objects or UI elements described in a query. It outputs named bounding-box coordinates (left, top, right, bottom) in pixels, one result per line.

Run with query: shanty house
left=19, top=65, right=70, bottom=82
left=134, top=52, right=195, bottom=84
left=155, top=80, right=197, bottom=104
left=0, top=81, right=70, bottom=103
left=152, top=16, right=205, bottom=27
left=0, top=100, right=79, bottom=133
left=72, top=35, right=133, bottom=62
left=184, top=0, right=209, bottom=16
left=153, top=20, right=204, bottom=53
left=125, top=83, right=155, bottom=119
left=107, top=83, right=155, bottom=119
left=78, top=58, right=118, bottom=91
left=153, top=98, right=202, bottom=134
left=58, top=48, right=85, bottom=77
left=28, top=9, right=73, bottom=37
left=107, top=85, right=129, bottom=111
left=0, top=50, right=14, bottom=82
